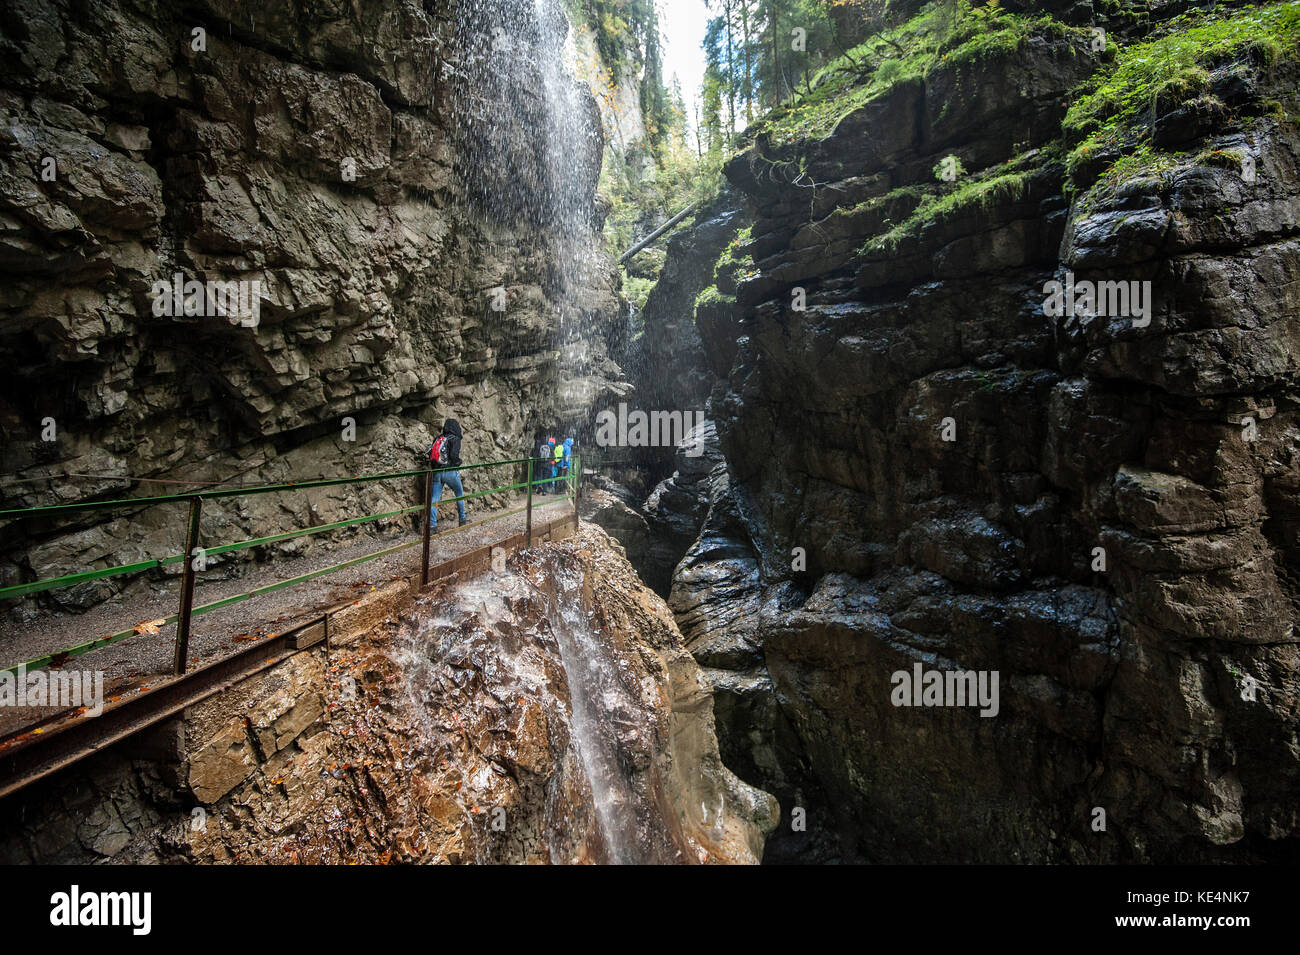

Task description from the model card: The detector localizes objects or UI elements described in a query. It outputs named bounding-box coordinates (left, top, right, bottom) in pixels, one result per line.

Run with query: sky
left=659, top=0, right=711, bottom=127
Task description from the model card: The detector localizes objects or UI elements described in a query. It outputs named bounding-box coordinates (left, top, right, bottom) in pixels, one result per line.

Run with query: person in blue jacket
left=560, top=437, right=574, bottom=491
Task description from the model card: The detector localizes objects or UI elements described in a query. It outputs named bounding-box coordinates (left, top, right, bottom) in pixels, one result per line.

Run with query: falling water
left=447, top=0, right=606, bottom=425
left=535, top=0, right=606, bottom=420
left=542, top=560, right=646, bottom=863
left=390, top=556, right=690, bottom=864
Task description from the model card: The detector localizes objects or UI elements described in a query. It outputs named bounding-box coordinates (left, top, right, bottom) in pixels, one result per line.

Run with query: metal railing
left=0, top=453, right=582, bottom=678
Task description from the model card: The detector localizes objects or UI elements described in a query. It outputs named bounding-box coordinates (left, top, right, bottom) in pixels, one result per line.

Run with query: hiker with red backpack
left=427, top=418, right=470, bottom=534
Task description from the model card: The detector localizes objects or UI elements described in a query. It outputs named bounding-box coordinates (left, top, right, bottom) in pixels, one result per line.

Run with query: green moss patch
left=859, top=149, right=1045, bottom=255
left=1063, top=1, right=1300, bottom=195
left=756, top=1, right=1086, bottom=146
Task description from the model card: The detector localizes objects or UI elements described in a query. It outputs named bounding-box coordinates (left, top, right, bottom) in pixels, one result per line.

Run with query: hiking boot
left=458, top=517, right=472, bottom=527
left=430, top=525, right=441, bottom=536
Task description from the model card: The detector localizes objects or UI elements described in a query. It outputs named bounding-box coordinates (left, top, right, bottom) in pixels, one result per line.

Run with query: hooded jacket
left=562, top=438, right=573, bottom=463
left=441, top=418, right=463, bottom=467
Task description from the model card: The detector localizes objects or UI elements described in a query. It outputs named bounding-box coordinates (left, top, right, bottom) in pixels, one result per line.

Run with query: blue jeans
left=430, top=469, right=465, bottom=527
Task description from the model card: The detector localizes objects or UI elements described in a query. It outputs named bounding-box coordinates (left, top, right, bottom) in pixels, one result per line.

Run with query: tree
left=702, top=0, right=843, bottom=128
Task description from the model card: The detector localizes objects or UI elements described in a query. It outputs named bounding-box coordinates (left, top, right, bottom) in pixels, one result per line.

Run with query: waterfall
left=447, top=0, right=607, bottom=426
left=533, top=0, right=603, bottom=422
left=390, top=555, right=692, bottom=864
left=542, top=560, right=648, bottom=863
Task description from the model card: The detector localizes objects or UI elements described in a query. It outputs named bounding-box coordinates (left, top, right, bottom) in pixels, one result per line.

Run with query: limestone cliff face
left=0, top=0, right=626, bottom=613
left=638, top=191, right=746, bottom=424
left=664, top=1, right=1300, bottom=862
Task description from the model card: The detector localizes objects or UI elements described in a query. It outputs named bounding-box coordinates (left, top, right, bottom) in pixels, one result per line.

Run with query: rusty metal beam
left=0, top=622, right=310, bottom=802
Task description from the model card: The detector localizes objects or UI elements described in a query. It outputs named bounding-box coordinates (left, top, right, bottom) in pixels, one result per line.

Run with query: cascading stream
left=389, top=553, right=691, bottom=864
left=541, top=562, right=646, bottom=863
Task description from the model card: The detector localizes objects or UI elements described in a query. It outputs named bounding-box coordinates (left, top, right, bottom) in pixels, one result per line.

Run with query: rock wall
left=637, top=190, right=746, bottom=427
left=583, top=192, right=748, bottom=597
left=0, top=0, right=627, bottom=618
left=671, top=1, right=1300, bottom=862
left=0, top=526, right=777, bottom=863
left=585, top=420, right=723, bottom=597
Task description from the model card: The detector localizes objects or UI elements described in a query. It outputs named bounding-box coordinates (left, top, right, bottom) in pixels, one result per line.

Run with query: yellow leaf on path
left=133, top=619, right=165, bottom=635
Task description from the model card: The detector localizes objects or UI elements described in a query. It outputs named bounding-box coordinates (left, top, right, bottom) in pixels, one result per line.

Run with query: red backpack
left=429, top=435, right=448, bottom=465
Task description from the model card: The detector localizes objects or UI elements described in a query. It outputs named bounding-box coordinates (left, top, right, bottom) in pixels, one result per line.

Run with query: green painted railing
left=0, top=453, right=581, bottom=678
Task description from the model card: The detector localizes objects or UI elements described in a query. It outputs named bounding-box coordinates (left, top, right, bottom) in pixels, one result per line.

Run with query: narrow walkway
left=0, top=494, right=576, bottom=737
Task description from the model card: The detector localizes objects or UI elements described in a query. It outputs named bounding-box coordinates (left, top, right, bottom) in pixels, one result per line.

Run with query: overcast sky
left=659, top=0, right=710, bottom=126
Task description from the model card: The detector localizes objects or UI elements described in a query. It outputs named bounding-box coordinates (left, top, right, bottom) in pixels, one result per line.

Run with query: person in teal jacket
left=560, top=437, right=574, bottom=492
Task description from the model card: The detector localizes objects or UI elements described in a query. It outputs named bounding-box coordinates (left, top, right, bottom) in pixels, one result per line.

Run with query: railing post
left=420, top=469, right=433, bottom=588
left=525, top=457, right=533, bottom=547
left=173, top=495, right=202, bottom=675
left=572, top=453, right=580, bottom=525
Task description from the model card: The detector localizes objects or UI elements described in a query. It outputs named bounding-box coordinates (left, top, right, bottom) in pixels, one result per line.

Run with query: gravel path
left=0, top=494, right=577, bottom=736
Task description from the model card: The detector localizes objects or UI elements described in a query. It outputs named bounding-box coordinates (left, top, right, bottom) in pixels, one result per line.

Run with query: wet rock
left=188, top=718, right=260, bottom=805
left=671, top=9, right=1300, bottom=863
left=636, top=190, right=748, bottom=418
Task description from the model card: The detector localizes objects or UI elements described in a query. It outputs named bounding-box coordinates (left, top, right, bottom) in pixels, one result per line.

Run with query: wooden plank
left=288, top=618, right=326, bottom=650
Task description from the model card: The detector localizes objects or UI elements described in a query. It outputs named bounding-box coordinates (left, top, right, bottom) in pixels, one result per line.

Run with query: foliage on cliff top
left=1063, top=1, right=1300, bottom=192
left=567, top=0, right=657, bottom=85
left=754, top=0, right=1082, bottom=145
left=601, top=120, right=709, bottom=304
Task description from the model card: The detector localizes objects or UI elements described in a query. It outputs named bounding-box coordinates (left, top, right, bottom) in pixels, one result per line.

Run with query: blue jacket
left=562, top=438, right=573, bottom=463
